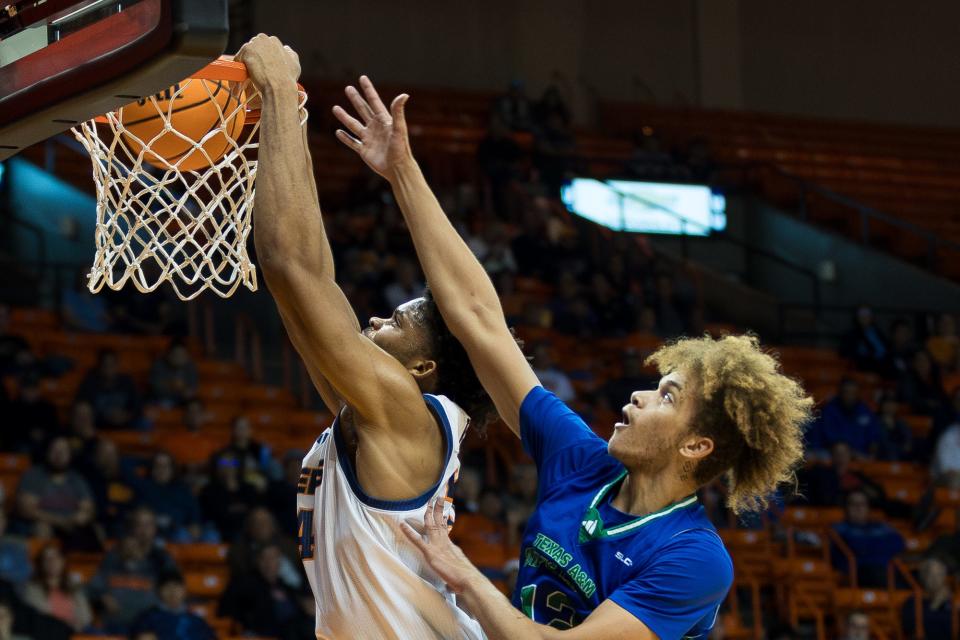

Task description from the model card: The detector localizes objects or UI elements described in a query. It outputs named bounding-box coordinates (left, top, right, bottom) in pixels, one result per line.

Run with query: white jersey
left=298, top=394, right=485, bottom=640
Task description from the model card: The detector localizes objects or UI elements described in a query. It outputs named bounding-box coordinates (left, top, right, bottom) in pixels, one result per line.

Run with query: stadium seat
left=833, top=588, right=914, bottom=640
left=168, top=543, right=229, bottom=568
left=184, top=568, right=229, bottom=598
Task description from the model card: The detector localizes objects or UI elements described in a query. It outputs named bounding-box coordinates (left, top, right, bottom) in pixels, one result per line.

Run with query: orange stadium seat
left=833, top=588, right=914, bottom=640
left=196, top=359, right=249, bottom=382
left=10, top=308, right=58, bottom=330
left=184, top=569, right=229, bottom=598
left=168, top=543, right=229, bottom=568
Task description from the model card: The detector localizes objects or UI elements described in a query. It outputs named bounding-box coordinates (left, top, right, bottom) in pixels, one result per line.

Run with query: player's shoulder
left=656, top=522, right=734, bottom=579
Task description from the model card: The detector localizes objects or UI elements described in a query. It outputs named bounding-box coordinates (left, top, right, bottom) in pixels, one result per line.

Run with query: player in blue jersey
left=334, top=77, right=813, bottom=640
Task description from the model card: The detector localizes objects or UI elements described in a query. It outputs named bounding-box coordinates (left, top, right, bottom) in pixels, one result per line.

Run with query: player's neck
left=611, top=469, right=697, bottom=517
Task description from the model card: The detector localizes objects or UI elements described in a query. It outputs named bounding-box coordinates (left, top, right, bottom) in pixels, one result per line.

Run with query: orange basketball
left=120, top=79, right=245, bottom=172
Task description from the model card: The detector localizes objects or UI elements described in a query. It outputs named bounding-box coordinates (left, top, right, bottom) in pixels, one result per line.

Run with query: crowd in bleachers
left=1, top=77, right=959, bottom=640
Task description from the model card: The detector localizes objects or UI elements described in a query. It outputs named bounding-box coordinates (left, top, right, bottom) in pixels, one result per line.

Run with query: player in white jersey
left=236, top=35, right=496, bottom=639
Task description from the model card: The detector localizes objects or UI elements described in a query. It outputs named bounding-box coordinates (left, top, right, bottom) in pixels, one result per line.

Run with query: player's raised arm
left=333, top=77, right=538, bottom=436
left=236, top=37, right=431, bottom=433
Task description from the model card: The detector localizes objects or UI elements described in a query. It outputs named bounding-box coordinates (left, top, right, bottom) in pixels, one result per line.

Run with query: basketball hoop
left=72, top=57, right=308, bottom=301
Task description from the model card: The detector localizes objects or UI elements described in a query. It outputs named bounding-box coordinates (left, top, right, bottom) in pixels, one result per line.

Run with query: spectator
left=75, top=349, right=141, bottom=429
left=532, top=111, right=576, bottom=194
left=626, top=132, right=678, bottom=181
left=65, top=402, right=99, bottom=473
left=0, top=601, right=30, bottom=640
left=382, top=260, right=424, bottom=311
left=550, top=272, right=596, bottom=337
left=450, top=489, right=510, bottom=577
left=806, top=378, right=882, bottom=458
left=532, top=85, right=571, bottom=131
left=199, top=452, right=260, bottom=541
left=137, top=452, right=202, bottom=542
left=598, top=349, right=656, bottom=413
left=491, top=80, right=533, bottom=132
left=504, top=463, right=537, bottom=547
left=926, top=508, right=960, bottom=570
left=0, top=511, right=30, bottom=587
left=130, top=572, right=215, bottom=640
left=589, top=273, right=630, bottom=335
left=530, top=343, right=575, bottom=402
left=875, top=394, right=914, bottom=461
left=503, top=558, right=520, bottom=599
left=840, top=610, right=870, bottom=640
left=840, top=306, right=888, bottom=373
left=214, top=417, right=269, bottom=492
left=84, top=439, right=139, bottom=537
left=883, top=319, right=917, bottom=379
left=831, top=490, right=905, bottom=588
left=21, top=545, right=93, bottom=632
left=227, top=508, right=302, bottom=590
left=15, top=437, right=98, bottom=551
left=897, top=350, right=948, bottom=416
left=125, top=508, right=178, bottom=577
left=901, top=556, right=952, bottom=639
left=6, top=375, right=59, bottom=455
left=0, top=306, right=29, bottom=375
left=932, top=386, right=960, bottom=446
left=86, top=516, right=175, bottom=634
left=477, top=116, right=523, bottom=218
left=454, top=466, right=482, bottom=515
left=926, top=313, right=959, bottom=373
left=148, top=342, right=198, bottom=406
left=652, top=274, right=687, bottom=338
left=932, top=419, right=960, bottom=487
left=265, top=451, right=302, bottom=534
left=479, top=224, right=518, bottom=278
left=182, top=398, right=207, bottom=433
left=218, top=544, right=312, bottom=640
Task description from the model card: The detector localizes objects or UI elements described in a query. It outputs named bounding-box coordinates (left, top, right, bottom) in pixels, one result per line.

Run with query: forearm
left=461, top=574, right=556, bottom=640
left=390, top=160, right=504, bottom=330
left=254, top=82, right=331, bottom=277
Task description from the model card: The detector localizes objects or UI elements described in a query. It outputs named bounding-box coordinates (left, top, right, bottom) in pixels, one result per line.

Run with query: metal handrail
left=742, top=160, right=960, bottom=257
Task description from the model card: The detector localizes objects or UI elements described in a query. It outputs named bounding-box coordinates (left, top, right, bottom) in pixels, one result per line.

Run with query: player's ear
left=408, top=358, right=437, bottom=382
left=679, top=435, right=714, bottom=461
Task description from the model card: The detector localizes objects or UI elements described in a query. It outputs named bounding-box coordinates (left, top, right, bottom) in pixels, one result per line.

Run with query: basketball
left=120, top=79, right=245, bottom=172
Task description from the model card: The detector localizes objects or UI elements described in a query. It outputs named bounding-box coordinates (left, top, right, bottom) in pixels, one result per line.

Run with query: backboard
left=0, top=0, right=229, bottom=160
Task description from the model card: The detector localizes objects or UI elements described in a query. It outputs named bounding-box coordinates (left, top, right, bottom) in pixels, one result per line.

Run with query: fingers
left=390, top=94, right=409, bottom=132
left=423, top=496, right=448, bottom=541
left=399, top=522, right=429, bottom=554
left=335, top=129, right=362, bottom=153
left=403, top=517, right=426, bottom=535
left=359, top=75, right=389, bottom=116
left=345, top=85, right=375, bottom=123
left=332, top=105, right=365, bottom=139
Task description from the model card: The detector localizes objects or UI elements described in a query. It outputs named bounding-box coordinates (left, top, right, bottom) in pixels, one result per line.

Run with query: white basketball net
left=72, top=77, right=308, bottom=301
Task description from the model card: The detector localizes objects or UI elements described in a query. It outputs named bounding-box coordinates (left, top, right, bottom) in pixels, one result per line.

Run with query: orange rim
left=93, top=56, right=304, bottom=124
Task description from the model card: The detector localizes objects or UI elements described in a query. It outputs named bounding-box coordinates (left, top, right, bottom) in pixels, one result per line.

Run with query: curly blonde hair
left=646, top=334, right=813, bottom=515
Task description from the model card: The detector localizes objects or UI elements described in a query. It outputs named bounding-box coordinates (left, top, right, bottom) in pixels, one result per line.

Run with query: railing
left=718, top=160, right=960, bottom=276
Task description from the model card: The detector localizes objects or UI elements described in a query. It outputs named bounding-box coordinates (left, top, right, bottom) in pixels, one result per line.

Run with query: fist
left=235, top=34, right=301, bottom=90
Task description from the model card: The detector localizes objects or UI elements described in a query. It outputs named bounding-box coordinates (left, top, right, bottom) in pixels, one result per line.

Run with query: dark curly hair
left=418, top=287, right=500, bottom=431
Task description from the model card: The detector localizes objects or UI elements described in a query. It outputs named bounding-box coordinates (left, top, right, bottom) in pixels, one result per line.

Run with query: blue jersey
left=511, top=386, right=733, bottom=640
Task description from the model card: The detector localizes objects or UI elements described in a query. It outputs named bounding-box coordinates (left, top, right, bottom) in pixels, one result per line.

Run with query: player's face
left=608, top=372, right=697, bottom=472
left=363, top=298, right=430, bottom=365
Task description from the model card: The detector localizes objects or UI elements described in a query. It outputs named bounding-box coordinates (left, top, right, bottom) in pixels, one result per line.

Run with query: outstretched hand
left=332, top=76, right=413, bottom=181
left=400, top=497, right=480, bottom=595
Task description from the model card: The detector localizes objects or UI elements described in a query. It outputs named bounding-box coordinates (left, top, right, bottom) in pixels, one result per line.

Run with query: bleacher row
left=25, top=80, right=960, bottom=284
